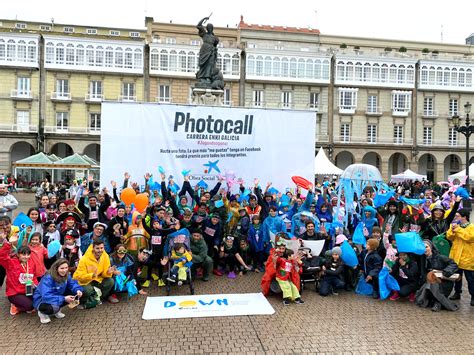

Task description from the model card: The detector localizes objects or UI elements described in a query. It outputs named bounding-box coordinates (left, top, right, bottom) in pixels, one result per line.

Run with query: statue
left=195, top=15, right=224, bottom=90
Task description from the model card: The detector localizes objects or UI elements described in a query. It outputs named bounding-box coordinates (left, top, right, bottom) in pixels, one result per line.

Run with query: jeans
left=319, top=276, right=345, bottom=296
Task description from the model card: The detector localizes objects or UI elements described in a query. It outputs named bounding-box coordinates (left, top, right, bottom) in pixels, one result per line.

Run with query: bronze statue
left=195, top=15, right=224, bottom=90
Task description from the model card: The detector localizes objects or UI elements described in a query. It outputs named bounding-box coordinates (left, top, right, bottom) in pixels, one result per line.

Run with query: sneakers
left=389, top=291, right=400, bottom=301
left=227, top=271, right=237, bottom=279
left=294, top=298, right=305, bottom=305
left=166, top=276, right=176, bottom=283
left=151, top=273, right=159, bottom=281
left=9, top=304, right=19, bottom=316
left=213, top=269, right=224, bottom=276
left=332, top=290, right=339, bottom=296
left=157, top=279, right=165, bottom=287
left=54, top=311, right=65, bottom=319
left=408, top=292, right=416, bottom=303
left=431, top=302, right=442, bottom=312
left=283, top=299, right=291, bottom=306
left=202, top=275, right=209, bottom=282
left=449, top=292, right=461, bottom=300
left=196, top=269, right=204, bottom=278
left=471, top=298, right=474, bottom=307
left=372, top=291, right=380, bottom=299
left=108, top=294, right=119, bottom=304
left=142, top=280, right=151, bottom=288
left=38, top=311, right=51, bottom=324
left=177, top=280, right=183, bottom=286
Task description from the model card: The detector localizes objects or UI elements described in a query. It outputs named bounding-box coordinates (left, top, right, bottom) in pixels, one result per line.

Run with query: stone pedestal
left=191, top=88, right=224, bottom=106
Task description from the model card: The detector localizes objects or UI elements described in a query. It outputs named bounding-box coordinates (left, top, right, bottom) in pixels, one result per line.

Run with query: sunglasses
left=117, top=250, right=127, bottom=254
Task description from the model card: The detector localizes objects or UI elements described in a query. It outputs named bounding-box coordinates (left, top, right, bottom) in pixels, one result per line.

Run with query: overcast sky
left=3, top=0, right=473, bottom=44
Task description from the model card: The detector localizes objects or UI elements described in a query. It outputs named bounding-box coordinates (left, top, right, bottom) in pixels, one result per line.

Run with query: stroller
left=298, top=247, right=323, bottom=293
left=163, top=229, right=194, bottom=296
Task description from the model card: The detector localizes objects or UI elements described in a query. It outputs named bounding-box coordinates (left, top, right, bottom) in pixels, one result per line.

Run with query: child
left=359, top=238, right=383, bottom=299
left=237, top=238, right=253, bottom=275
left=248, top=214, right=267, bottom=272
left=319, top=247, right=345, bottom=297
left=389, top=252, right=419, bottom=302
left=28, top=232, right=48, bottom=279
left=60, top=232, right=82, bottom=274
left=382, top=232, right=397, bottom=269
left=167, top=243, right=192, bottom=286
left=218, top=236, right=252, bottom=279
left=273, top=239, right=304, bottom=305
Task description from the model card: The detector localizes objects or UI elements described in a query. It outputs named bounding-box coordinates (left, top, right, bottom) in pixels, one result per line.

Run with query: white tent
left=449, top=163, right=474, bottom=180
left=390, top=169, right=427, bottom=182
left=314, top=147, right=343, bottom=175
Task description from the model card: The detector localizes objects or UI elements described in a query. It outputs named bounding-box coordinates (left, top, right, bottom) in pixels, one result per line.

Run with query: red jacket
left=261, top=248, right=301, bottom=296
left=0, top=242, right=39, bottom=297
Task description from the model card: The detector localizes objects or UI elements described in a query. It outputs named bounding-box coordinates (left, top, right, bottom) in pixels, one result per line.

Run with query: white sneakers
left=38, top=310, right=66, bottom=324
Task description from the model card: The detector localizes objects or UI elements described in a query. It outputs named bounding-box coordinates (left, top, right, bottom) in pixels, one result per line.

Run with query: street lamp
left=452, top=101, right=474, bottom=211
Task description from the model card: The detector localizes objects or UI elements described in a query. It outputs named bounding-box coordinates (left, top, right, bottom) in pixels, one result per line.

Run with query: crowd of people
left=0, top=171, right=473, bottom=324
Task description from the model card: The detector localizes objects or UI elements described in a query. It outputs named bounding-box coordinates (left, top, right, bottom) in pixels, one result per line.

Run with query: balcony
left=338, top=106, right=356, bottom=115
left=419, top=139, right=460, bottom=148
left=0, top=123, right=38, bottom=133
left=50, top=92, right=72, bottom=102
left=308, top=104, right=328, bottom=113
left=248, top=101, right=266, bottom=108
left=334, top=136, right=413, bottom=145
left=392, top=108, right=410, bottom=117
left=156, top=97, right=172, bottom=103
left=85, top=94, right=104, bottom=103
left=118, top=95, right=137, bottom=102
left=10, top=89, right=33, bottom=100
left=279, top=102, right=294, bottom=110
left=365, top=106, right=383, bottom=116
left=44, top=126, right=101, bottom=135
left=421, top=110, right=439, bottom=119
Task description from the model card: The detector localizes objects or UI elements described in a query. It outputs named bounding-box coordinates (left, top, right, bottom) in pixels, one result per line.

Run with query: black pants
left=223, top=254, right=237, bottom=272
left=454, top=269, right=474, bottom=298
left=0, top=265, right=5, bottom=287
left=397, top=278, right=418, bottom=297
left=147, top=249, right=164, bottom=280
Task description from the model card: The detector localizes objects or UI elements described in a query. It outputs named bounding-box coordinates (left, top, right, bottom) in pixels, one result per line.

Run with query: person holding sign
left=0, top=236, right=39, bottom=315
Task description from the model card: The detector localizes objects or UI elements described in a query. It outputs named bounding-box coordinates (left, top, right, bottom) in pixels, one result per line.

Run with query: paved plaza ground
left=0, top=193, right=473, bottom=354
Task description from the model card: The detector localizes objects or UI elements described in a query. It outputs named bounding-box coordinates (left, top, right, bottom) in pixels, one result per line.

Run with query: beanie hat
left=331, top=247, right=342, bottom=256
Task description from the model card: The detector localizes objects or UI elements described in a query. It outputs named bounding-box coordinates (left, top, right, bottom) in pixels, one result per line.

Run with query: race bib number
left=299, top=226, right=306, bottom=235
left=90, top=210, right=98, bottom=220
left=19, top=273, right=34, bottom=285
left=284, top=261, right=292, bottom=272
left=204, top=227, right=216, bottom=237
left=151, top=235, right=162, bottom=245
left=409, top=224, right=421, bottom=232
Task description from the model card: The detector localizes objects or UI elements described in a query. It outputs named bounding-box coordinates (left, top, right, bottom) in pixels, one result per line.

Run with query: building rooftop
left=238, top=16, right=320, bottom=34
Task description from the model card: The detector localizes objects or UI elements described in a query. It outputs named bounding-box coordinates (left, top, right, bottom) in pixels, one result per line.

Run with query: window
left=129, top=32, right=140, bottom=38
left=109, top=30, right=120, bottom=36
left=121, top=82, right=135, bottom=101
left=338, top=88, right=358, bottom=113
left=165, top=38, right=176, bottom=44
left=87, top=29, right=97, bottom=35
left=252, top=90, right=264, bottom=107
left=55, top=43, right=64, bottom=64
left=15, top=23, right=27, bottom=29
left=90, top=113, right=101, bottom=132
left=394, top=125, right=403, bottom=144
left=158, top=84, right=171, bottom=103
left=56, top=79, right=69, bottom=97
left=449, top=98, right=458, bottom=116
left=367, top=124, right=377, bottom=143
left=448, top=127, right=458, bottom=147
left=40, top=25, right=51, bottom=31
left=423, top=127, right=433, bottom=145
left=367, top=95, right=378, bottom=113
left=16, top=111, right=30, bottom=132
left=309, top=92, right=319, bottom=109
left=340, top=123, right=350, bottom=143
left=392, top=91, right=411, bottom=115
left=17, top=77, right=31, bottom=96
left=64, top=27, right=74, bottom=33
left=223, top=88, right=231, bottom=106
left=190, top=40, right=200, bottom=46
left=56, top=112, right=69, bottom=131
left=66, top=44, right=75, bottom=65
left=423, top=97, right=435, bottom=116
left=89, top=81, right=103, bottom=99
left=281, top=91, right=292, bottom=108
left=7, top=40, right=15, bottom=61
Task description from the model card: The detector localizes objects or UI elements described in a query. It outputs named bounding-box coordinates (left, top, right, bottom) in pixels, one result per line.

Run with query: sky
left=3, top=0, right=473, bottom=45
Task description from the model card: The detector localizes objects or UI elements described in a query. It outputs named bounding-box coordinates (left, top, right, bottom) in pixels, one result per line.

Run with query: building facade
left=0, top=17, right=473, bottom=182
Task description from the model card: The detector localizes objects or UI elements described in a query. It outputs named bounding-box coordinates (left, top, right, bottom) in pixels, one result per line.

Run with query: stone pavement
left=0, top=193, right=473, bottom=354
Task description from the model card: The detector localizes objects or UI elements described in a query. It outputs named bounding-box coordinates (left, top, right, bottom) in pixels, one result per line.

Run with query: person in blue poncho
left=33, top=258, right=83, bottom=324
left=316, top=203, right=333, bottom=224
left=262, top=206, right=286, bottom=245
left=360, top=205, right=379, bottom=238
left=247, top=214, right=268, bottom=272
left=291, top=211, right=319, bottom=238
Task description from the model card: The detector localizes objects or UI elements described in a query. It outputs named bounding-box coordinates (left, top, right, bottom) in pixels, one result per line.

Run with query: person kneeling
left=33, top=258, right=83, bottom=324
left=273, top=239, right=304, bottom=306
left=319, top=247, right=345, bottom=297
left=73, top=239, right=116, bottom=307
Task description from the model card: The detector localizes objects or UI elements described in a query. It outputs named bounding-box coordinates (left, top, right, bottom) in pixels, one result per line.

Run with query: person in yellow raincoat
left=446, top=208, right=474, bottom=306
left=123, top=212, right=150, bottom=255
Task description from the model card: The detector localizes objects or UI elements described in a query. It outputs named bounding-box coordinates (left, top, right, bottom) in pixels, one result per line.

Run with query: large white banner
left=142, top=293, right=275, bottom=320
left=100, top=102, right=315, bottom=192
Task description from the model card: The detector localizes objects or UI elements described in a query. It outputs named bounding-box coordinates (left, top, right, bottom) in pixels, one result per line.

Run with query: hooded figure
left=123, top=212, right=150, bottom=254
left=421, top=197, right=461, bottom=241
left=360, top=205, right=379, bottom=236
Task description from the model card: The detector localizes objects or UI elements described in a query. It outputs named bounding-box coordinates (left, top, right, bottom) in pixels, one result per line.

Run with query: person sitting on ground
left=0, top=237, right=39, bottom=315
left=389, top=252, right=419, bottom=302
left=73, top=239, right=117, bottom=305
left=359, top=238, right=383, bottom=299
left=416, top=240, right=459, bottom=312
left=109, top=244, right=147, bottom=296
left=167, top=242, right=192, bottom=285
left=190, top=228, right=213, bottom=282
left=33, top=258, right=83, bottom=324
left=319, top=247, right=345, bottom=297
left=218, top=235, right=252, bottom=279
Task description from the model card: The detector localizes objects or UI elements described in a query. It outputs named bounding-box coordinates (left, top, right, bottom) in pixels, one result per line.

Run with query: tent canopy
left=314, top=147, right=343, bottom=175
left=390, top=169, right=427, bottom=182
left=449, top=163, right=474, bottom=180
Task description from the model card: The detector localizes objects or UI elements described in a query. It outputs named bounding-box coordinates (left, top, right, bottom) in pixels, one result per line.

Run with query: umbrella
left=340, top=164, right=383, bottom=181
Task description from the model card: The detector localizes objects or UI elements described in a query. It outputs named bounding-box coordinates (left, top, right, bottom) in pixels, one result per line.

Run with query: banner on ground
left=100, top=103, right=316, bottom=192
left=142, top=292, right=275, bottom=320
